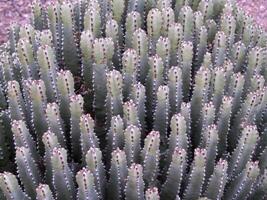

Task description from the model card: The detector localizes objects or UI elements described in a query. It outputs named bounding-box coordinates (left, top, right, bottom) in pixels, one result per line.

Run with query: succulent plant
left=0, top=0, right=267, bottom=199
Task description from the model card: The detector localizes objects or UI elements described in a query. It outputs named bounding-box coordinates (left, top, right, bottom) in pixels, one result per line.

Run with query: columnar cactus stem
left=31, top=0, right=46, bottom=31
left=161, top=7, right=174, bottom=37
left=179, top=6, right=193, bottom=41
left=125, top=163, right=145, bottom=200
left=8, top=23, right=20, bottom=55
left=70, top=94, right=84, bottom=161
left=36, top=184, right=55, bottom=200
left=180, top=102, right=192, bottom=145
left=156, top=37, right=170, bottom=71
left=57, top=70, right=75, bottom=127
left=212, top=31, right=227, bottom=67
left=123, top=100, right=141, bottom=128
left=17, top=38, right=38, bottom=79
left=39, top=30, right=53, bottom=47
left=132, top=29, right=148, bottom=83
left=154, top=86, right=169, bottom=142
left=51, top=147, right=75, bottom=200
left=80, top=114, right=99, bottom=162
left=26, top=79, right=48, bottom=151
left=76, top=168, right=99, bottom=200
left=73, top=0, right=88, bottom=32
left=195, top=26, right=208, bottom=69
left=201, top=125, right=218, bottom=183
left=161, top=148, right=187, bottom=200
left=11, top=120, right=38, bottom=161
left=228, top=125, right=259, bottom=178
left=37, top=45, right=58, bottom=102
left=145, top=187, right=159, bottom=200
left=86, top=147, right=106, bottom=199
left=227, top=72, right=244, bottom=116
left=156, top=0, right=172, bottom=10
left=193, top=11, right=204, bottom=37
left=0, top=53, right=13, bottom=84
left=47, top=2, right=62, bottom=62
left=180, top=41, right=193, bottom=101
left=174, top=0, right=187, bottom=18
left=245, top=47, right=265, bottom=90
left=210, top=67, right=225, bottom=112
left=231, top=91, right=261, bottom=143
left=216, top=96, right=232, bottom=157
left=125, top=12, right=142, bottom=48
left=110, top=0, right=125, bottom=27
left=241, top=24, right=254, bottom=47
left=42, top=131, right=61, bottom=190
left=107, top=115, right=124, bottom=153
left=225, top=161, right=260, bottom=200
left=84, top=6, right=101, bottom=37
left=122, top=49, right=139, bottom=100
left=92, top=39, right=114, bottom=133
left=15, top=147, right=41, bottom=199
left=142, top=131, right=160, bottom=186
left=191, top=66, right=211, bottom=147
left=130, top=82, right=146, bottom=133
left=60, top=2, right=80, bottom=76
left=0, top=172, right=29, bottom=200
left=205, top=159, right=228, bottom=200
left=184, top=148, right=207, bottom=200
left=146, top=55, right=164, bottom=128
left=0, top=85, right=7, bottom=110
left=168, top=23, right=183, bottom=66
left=199, top=102, right=215, bottom=135
left=168, top=66, right=183, bottom=115
left=230, top=41, right=246, bottom=73
left=7, top=81, right=26, bottom=121
left=19, top=24, right=37, bottom=51
left=202, top=52, right=212, bottom=69
left=80, top=30, right=94, bottom=113
left=147, top=9, right=162, bottom=53
left=109, top=148, right=128, bottom=200
left=168, top=114, right=188, bottom=164
left=105, top=20, right=121, bottom=69
left=206, top=19, right=217, bottom=43
left=198, top=0, right=214, bottom=21
left=249, top=169, right=267, bottom=199
left=127, top=0, right=145, bottom=22
left=45, top=103, right=66, bottom=148
left=106, top=70, right=123, bottom=122
left=124, top=125, right=141, bottom=165
left=0, top=111, right=10, bottom=170
left=220, top=13, right=236, bottom=49
left=250, top=74, right=265, bottom=93
left=93, top=38, right=114, bottom=67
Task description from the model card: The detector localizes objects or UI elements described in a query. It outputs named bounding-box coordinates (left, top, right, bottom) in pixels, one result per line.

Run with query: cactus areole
left=0, top=0, right=267, bottom=199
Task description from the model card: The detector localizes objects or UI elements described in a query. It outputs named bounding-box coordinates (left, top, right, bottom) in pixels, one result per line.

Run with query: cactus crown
left=0, top=0, right=267, bottom=199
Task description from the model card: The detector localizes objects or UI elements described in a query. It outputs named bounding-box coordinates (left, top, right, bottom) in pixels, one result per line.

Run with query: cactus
left=0, top=0, right=267, bottom=199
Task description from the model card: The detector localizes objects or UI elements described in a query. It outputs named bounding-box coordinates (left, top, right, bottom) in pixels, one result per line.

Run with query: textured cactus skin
left=0, top=0, right=267, bottom=199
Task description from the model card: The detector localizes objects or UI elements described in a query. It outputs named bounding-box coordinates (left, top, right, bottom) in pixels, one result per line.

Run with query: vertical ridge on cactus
left=0, top=0, right=266, bottom=199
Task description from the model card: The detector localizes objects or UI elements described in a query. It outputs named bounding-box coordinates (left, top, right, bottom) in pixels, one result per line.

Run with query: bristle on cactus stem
left=0, top=0, right=267, bottom=199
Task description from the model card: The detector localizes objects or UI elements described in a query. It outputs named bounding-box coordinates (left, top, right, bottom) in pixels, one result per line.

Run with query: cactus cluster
left=0, top=0, right=267, bottom=199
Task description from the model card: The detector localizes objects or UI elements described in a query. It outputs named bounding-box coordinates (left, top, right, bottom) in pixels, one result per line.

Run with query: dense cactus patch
left=0, top=0, right=266, bottom=199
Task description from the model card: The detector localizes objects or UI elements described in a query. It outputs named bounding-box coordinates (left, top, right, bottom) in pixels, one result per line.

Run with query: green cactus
left=36, top=184, right=55, bottom=200
left=0, top=0, right=267, bottom=199
left=76, top=167, right=98, bottom=200
left=125, top=163, right=145, bottom=200
left=109, top=148, right=128, bottom=200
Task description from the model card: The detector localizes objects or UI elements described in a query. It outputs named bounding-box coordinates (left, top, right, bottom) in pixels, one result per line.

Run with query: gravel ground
left=0, top=0, right=267, bottom=44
